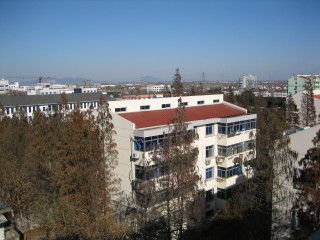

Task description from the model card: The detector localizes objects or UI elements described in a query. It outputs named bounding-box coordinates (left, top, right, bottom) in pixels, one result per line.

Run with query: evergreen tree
left=300, top=78, right=316, bottom=127
left=295, top=130, right=320, bottom=239
left=286, top=94, right=300, bottom=129
left=243, top=107, right=296, bottom=239
left=150, top=98, right=200, bottom=239
left=171, top=68, right=184, bottom=96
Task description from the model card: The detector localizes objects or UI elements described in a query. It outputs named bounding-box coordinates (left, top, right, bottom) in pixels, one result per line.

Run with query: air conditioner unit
left=216, top=156, right=224, bottom=164
left=205, top=159, right=211, bottom=165
left=131, top=152, right=140, bottom=160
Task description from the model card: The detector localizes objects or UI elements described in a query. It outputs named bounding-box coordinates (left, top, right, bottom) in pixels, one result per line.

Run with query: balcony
left=217, top=130, right=255, bottom=146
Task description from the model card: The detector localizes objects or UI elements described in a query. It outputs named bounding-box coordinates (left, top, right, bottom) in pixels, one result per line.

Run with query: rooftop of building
left=119, top=103, right=246, bottom=129
left=0, top=92, right=110, bottom=106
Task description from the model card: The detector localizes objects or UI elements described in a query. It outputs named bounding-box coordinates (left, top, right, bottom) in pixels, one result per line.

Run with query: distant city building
left=287, top=74, right=320, bottom=95
left=146, top=84, right=169, bottom=93
left=0, top=80, right=98, bottom=96
left=0, top=92, right=104, bottom=120
left=239, top=75, right=257, bottom=89
left=272, top=90, right=288, bottom=98
left=0, top=79, right=9, bottom=94
left=239, top=74, right=257, bottom=89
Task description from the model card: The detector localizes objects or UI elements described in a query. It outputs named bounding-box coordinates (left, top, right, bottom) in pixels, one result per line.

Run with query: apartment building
left=146, top=84, right=169, bottom=93
left=106, top=94, right=256, bottom=217
left=0, top=79, right=9, bottom=95
left=288, top=74, right=320, bottom=95
left=239, top=74, right=257, bottom=89
left=0, top=92, right=103, bottom=119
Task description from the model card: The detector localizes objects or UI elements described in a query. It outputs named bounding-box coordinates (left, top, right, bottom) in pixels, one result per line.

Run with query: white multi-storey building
left=146, top=84, right=170, bottom=93
left=239, top=74, right=257, bottom=89
left=106, top=94, right=256, bottom=217
left=0, top=79, right=9, bottom=94
left=0, top=92, right=103, bottom=120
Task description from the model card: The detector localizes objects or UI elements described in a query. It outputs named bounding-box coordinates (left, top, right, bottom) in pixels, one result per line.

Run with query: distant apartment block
left=146, top=84, right=169, bottom=93
left=0, top=92, right=103, bottom=120
left=239, top=74, right=257, bottom=89
left=0, top=79, right=9, bottom=94
left=287, top=74, right=320, bottom=95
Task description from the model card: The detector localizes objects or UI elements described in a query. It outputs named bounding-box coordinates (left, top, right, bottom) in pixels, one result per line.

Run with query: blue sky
left=0, top=0, right=319, bottom=82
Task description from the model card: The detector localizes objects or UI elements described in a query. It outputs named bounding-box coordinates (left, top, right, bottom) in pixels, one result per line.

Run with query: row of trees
left=0, top=97, right=125, bottom=239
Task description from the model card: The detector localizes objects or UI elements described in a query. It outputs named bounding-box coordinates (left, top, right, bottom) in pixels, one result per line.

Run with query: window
left=140, top=105, right=150, bottom=110
left=197, top=100, right=204, bottom=105
left=206, top=167, right=213, bottom=179
left=218, top=165, right=242, bottom=178
left=115, top=107, right=126, bottom=112
left=217, top=188, right=232, bottom=200
left=135, top=165, right=168, bottom=180
left=134, top=135, right=166, bottom=152
left=206, top=125, right=213, bottom=135
left=213, top=99, right=219, bottom=103
left=180, top=102, right=188, bottom=106
left=42, top=107, right=45, bottom=111
left=218, top=119, right=256, bottom=134
left=218, top=140, right=253, bottom=157
left=206, top=189, right=214, bottom=202
left=162, top=103, right=171, bottom=108
left=206, top=145, right=213, bottom=158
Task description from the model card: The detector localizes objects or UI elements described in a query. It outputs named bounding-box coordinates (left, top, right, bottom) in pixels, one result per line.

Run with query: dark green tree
left=150, top=98, right=201, bottom=239
left=300, top=78, right=316, bottom=127
left=171, top=68, right=184, bottom=96
left=294, top=130, right=320, bottom=239
left=286, top=94, right=300, bottom=129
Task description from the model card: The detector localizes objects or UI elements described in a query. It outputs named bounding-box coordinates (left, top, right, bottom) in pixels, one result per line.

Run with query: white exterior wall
left=0, top=79, right=9, bottom=94
left=108, top=95, right=224, bottom=113
left=110, top=112, right=136, bottom=196
left=3, top=100, right=99, bottom=119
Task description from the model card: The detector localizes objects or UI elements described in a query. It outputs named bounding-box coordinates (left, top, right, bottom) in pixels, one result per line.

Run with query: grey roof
left=0, top=92, right=111, bottom=107
left=290, top=125, right=320, bottom=162
left=0, top=200, right=11, bottom=214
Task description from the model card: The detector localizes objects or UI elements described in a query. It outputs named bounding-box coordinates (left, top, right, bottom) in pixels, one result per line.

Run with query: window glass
left=140, top=105, right=150, bottom=110
left=206, top=145, right=213, bottom=158
left=162, top=104, right=171, bottom=108
left=115, top=107, right=126, bottom=112
left=206, top=167, right=213, bottom=179
left=206, top=125, right=213, bottom=135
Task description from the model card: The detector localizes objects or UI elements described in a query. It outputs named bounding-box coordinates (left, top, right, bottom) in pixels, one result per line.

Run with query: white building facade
left=106, top=94, right=256, bottom=217
left=239, top=74, right=257, bottom=89
left=0, top=79, right=9, bottom=95
left=146, top=84, right=169, bottom=93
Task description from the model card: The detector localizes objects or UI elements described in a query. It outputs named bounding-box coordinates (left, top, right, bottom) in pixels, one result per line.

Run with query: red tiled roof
left=118, top=103, right=246, bottom=129
left=314, top=95, right=320, bottom=99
